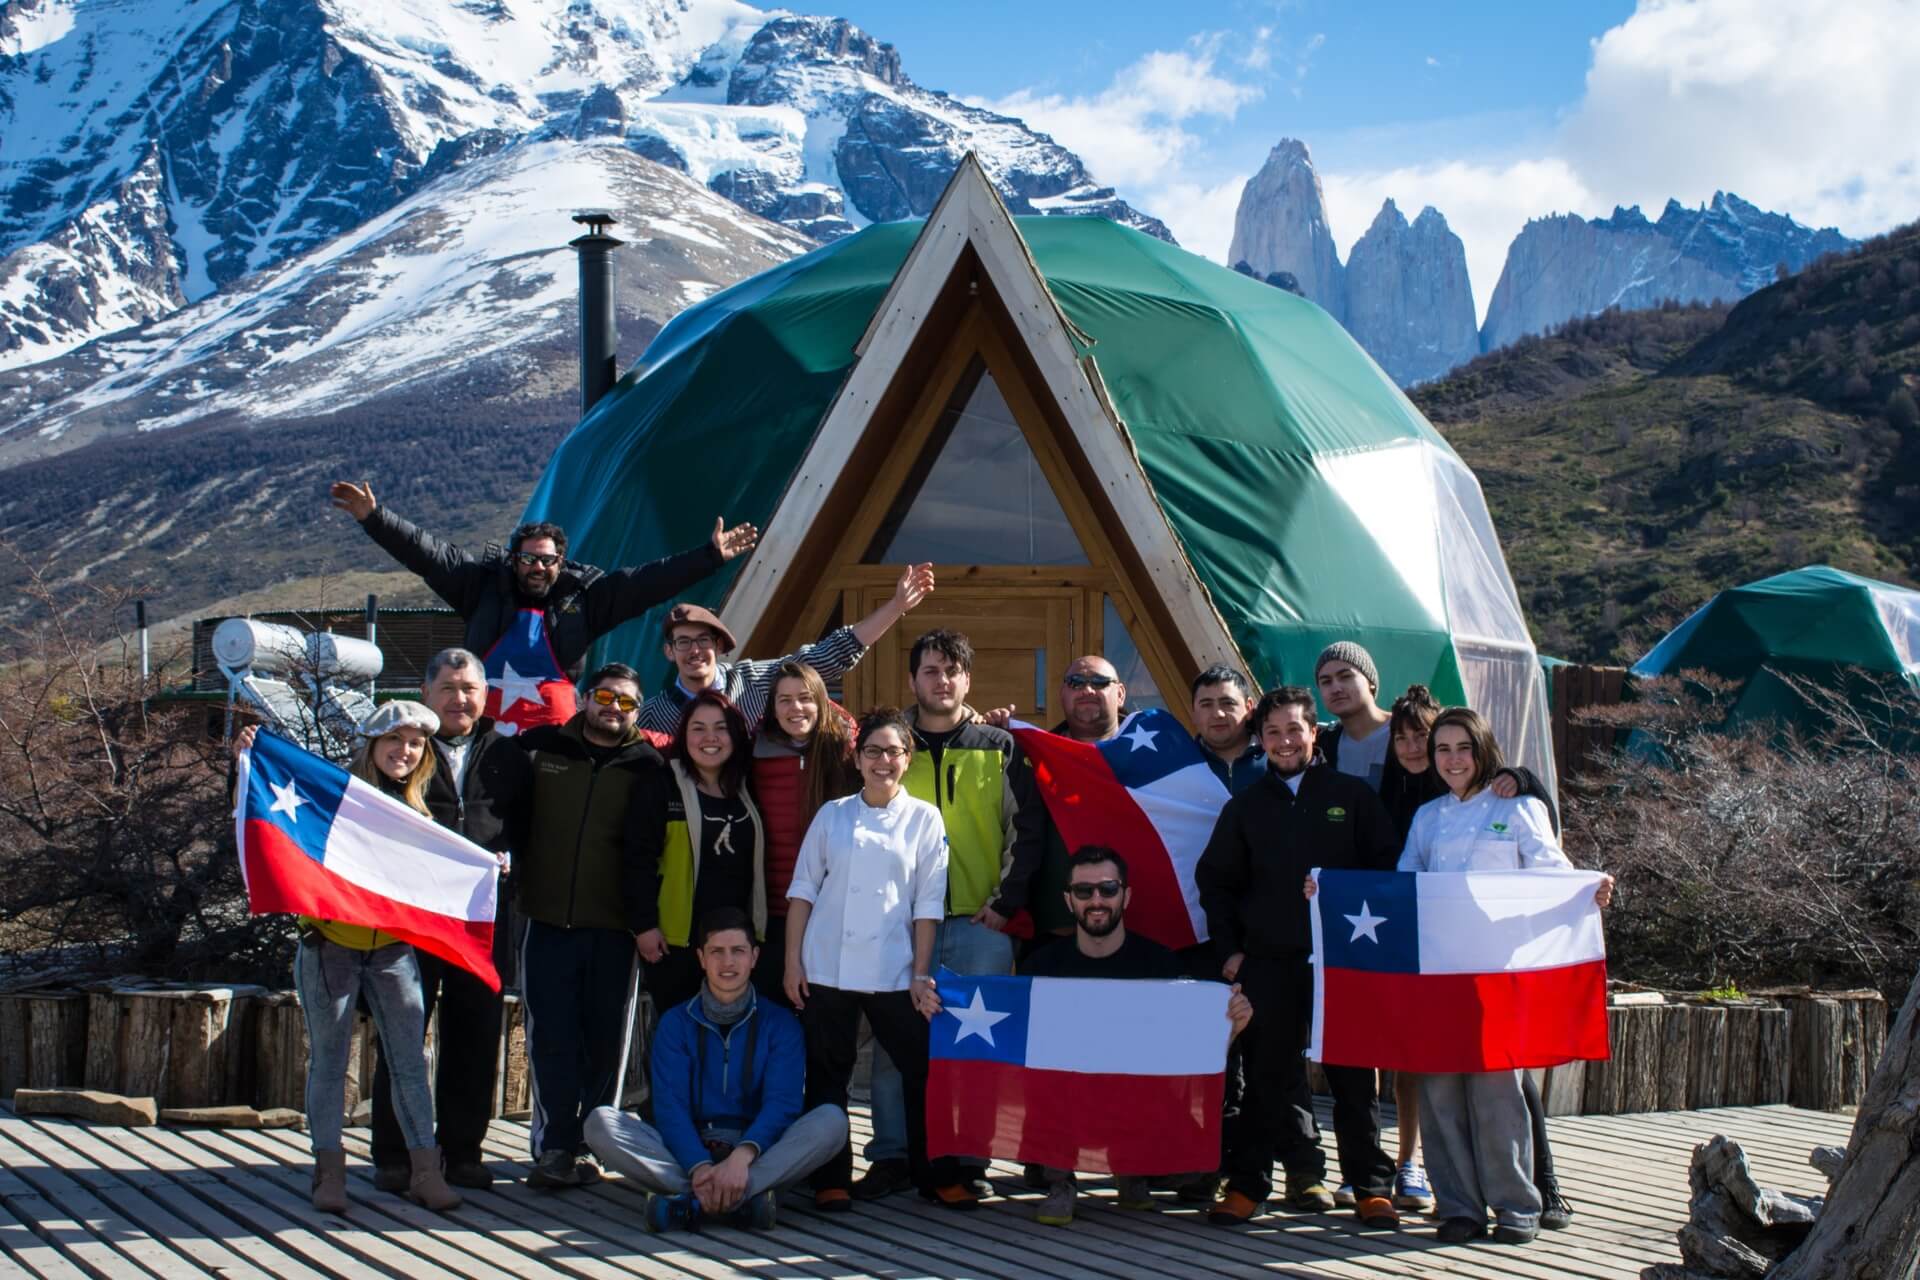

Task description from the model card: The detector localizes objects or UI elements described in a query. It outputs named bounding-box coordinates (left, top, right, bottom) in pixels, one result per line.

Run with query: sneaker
left=1393, top=1162, right=1435, bottom=1212
left=736, top=1191, right=776, bottom=1231
left=1354, top=1195, right=1400, bottom=1229
left=1114, top=1177, right=1155, bottom=1211
left=1175, top=1173, right=1221, bottom=1204
left=372, top=1164, right=410, bottom=1193
left=1208, top=1189, right=1263, bottom=1225
left=813, top=1188, right=853, bottom=1213
left=641, top=1191, right=701, bottom=1233
left=1333, top=1183, right=1356, bottom=1207
left=527, top=1149, right=595, bottom=1189
left=445, top=1160, right=494, bottom=1190
left=1540, top=1187, right=1574, bottom=1230
left=1436, top=1216, right=1488, bottom=1244
left=850, top=1158, right=913, bottom=1202
left=1285, top=1178, right=1338, bottom=1213
left=1035, top=1182, right=1076, bottom=1227
left=1492, top=1221, right=1539, bottom=1245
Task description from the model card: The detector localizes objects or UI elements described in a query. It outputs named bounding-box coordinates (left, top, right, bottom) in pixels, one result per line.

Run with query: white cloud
left=977, top=35, right=1262, bottom=189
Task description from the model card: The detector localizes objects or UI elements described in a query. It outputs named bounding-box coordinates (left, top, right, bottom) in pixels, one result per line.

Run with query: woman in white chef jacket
left=1396, top=707, right=1613, bottom=1247
left=783, top=706, right=974, bottom=1211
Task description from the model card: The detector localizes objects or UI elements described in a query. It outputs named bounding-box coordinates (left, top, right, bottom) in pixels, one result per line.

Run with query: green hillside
left=1418, top=221, right=1920, bottom=661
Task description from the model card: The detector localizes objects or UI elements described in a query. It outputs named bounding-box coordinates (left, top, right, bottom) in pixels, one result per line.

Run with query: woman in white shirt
left=784, top=707, right=972, bottom=1211
left=1397, top=708, right=1611, bottom=1248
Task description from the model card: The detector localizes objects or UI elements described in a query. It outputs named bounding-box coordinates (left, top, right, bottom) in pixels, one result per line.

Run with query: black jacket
left=424, top=720, right=533, bottom=853
left=514, top=717, right=666, bottom=932
left=359, top=506, right=724, bottom=680
left=1195, top=762, right=1398, bottom=965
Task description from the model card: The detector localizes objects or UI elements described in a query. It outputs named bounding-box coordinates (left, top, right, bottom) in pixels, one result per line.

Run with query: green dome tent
left=525, top=160, right=1556, bottom=788
left=1631, top=565, right=1920, bottom=734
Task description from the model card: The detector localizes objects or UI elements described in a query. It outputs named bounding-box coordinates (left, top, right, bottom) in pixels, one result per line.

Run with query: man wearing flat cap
left=635, top=564, right=937, bottom=737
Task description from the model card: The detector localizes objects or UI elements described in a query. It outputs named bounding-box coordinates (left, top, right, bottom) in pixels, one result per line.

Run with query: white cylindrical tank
left=211, top=618, right=383, bottom=682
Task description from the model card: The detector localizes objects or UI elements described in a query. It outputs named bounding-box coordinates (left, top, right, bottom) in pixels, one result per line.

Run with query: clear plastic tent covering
left=1631, top=565, right=1920, bottom=735
left=525, top=216, right=1558, bottom=792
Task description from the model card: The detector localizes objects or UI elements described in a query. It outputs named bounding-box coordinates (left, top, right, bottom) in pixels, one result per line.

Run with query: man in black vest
left=370, top=647, right=534, bottom=1191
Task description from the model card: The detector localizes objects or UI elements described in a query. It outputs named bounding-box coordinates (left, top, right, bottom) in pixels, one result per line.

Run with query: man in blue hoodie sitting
left=585, top=908, right=847, bottom=1231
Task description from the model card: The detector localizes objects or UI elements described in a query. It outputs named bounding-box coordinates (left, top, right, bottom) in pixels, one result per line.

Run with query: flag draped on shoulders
left=1009, top=708, right=1225, bottom=950
left=235, top=729, right=502, bottom=990
left=926, top=969, right=1230, bottom=1175
left=1309, top=868, right=1610, bottom=1073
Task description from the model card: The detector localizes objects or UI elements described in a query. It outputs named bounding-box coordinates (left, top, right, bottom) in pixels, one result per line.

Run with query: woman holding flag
left=1392, top=707, right=1611, bottom=1246
left=238, top=704, right=464, bottom=1216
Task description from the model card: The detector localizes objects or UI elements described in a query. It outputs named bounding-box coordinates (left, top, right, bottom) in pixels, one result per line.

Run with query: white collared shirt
left=787, top=789, right=948, bottom=993
left=1398, top=788, right=1569, bottom=873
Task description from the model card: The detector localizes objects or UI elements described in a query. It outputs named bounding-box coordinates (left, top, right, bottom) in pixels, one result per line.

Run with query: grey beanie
left=360, top=700, right=441, bottom=739
left=1315, top=641, right=1379, bottom=695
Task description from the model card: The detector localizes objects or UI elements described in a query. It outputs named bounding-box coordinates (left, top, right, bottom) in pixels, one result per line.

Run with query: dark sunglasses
left=1064, top=674, right=1117, bottom=691
left=512, top=551, right=562, bottom=569
left=1068, top=880, right=1124, bottom=900
left=589, top=688, right=639, bottom=712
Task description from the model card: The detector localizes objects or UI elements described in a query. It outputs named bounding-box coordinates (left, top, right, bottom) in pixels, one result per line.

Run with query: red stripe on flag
left=1319, top=960, right=1610, bottom=1073
left=927, top=1060, right=1222, bottom=1175
left=243, top=820, right=501, bottom=991
left=1012, top=730, right=1197, bottom=951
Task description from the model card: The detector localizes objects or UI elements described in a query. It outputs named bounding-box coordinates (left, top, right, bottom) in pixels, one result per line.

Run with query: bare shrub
left=1564, top=672, right=1920, bottom=999
left=0, top=552, right=292, bottom=989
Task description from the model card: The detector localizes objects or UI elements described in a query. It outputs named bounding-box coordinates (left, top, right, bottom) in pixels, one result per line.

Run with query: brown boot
left=312, top=1150, right=349, bottom=1214
left=407, top=1147, right=463, bottom=1212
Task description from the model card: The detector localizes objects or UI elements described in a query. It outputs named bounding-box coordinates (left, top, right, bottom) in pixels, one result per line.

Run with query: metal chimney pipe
left=570, top=211, right=624, bottom=415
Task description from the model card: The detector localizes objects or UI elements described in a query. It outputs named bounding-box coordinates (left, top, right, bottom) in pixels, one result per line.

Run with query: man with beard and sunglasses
left=1021, top=846, right=1253, bottom=1226
left=1196, top=686, right=1401, bottom=1231
left=330, top=480, right=757, bottom=733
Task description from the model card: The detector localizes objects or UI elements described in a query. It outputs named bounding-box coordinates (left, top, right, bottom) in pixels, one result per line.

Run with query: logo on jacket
left=1327, top=807, right=1347, bottom=820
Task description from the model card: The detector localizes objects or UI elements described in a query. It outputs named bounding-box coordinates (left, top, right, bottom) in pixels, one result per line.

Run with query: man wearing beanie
left=1314, top=642, right=1393, bottom=792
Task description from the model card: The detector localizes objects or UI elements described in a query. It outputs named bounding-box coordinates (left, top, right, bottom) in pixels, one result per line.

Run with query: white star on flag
left=1120, top=722, right=1160, bottom=752
left=948, top=987, right=1013, bottom=1047
left=1345, top=900, right=1387, bottom=944
left=489, top=661, right=545, bottom=713
left=267, top=778, right=306, bottom=822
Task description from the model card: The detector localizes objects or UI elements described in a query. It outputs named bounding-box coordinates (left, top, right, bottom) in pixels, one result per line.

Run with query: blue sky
left=818, top=1, right=1917, bottom=322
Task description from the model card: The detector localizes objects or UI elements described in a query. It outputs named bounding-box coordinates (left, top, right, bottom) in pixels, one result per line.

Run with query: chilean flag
left=484, top=608, right=576, bottom=736
left=234, top=730, right=502, bottom=990
left=927, top=969, right=1230, bottom=1174
left=1309, top=869, right=1610, bottom=1073
left=1010, top=709, right=1225, bottom=949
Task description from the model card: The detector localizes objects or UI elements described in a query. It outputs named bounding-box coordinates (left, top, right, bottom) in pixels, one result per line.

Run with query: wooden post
left=1541, top=1060, right=1587, bottom=1116
left=253, top=992, right=307, bottom=1111
left=0, top=992, right=87, bottom=1092
left=1656, top=1004, right=1693, bottom=1111
left=499, top=994, right=530, bottom=1120
left=1788, top=996, right=1847, bottom=1111
left=1687, top=1004, right=1729, bottom=1109
left=1754, top=1005, right=1791, bottom=1103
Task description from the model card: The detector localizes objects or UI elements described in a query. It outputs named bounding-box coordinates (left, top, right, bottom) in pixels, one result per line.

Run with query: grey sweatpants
left=1419, top=1070, right=1542, bottom=1229
left=584, top=1104, right=849, bottom=1199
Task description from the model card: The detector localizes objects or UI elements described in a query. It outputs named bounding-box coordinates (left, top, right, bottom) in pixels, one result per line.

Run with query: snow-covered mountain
left=0, top=0, right=1167, bottom=377
left=0, top=139, right=814, bottom=463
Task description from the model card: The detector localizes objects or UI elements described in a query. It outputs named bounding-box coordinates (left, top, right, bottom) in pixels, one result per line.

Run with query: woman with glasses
left=626, top=689, right=766, bottom=1018
left=751, top=661, right=859, bottom=1004
left=784, top=708, right=975, bottom=1211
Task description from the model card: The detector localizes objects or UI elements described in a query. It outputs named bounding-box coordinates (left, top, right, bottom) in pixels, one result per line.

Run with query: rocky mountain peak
left=1227, top=136, right=1345, bottom=322
left=730, top=16, right=903, bottom=102
left=1344, top=196, right=1478, bottom=386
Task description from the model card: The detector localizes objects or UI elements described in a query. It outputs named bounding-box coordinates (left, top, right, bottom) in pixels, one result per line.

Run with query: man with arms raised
left=1196, top=686, right=1400, bottom=1230
left=636, top=563, right=936, bottom=737
left=1024, top=846, right=1252, bottom=1225
left=369, top=647, right=533, bottom=1192
left=331, top=480, right=756, bottom=732
left=585, top=907, right=847, bottom=1232
left=857, top=629, right=1023, bottom=1201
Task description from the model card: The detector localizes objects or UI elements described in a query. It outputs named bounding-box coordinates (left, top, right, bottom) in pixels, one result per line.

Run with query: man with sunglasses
left=636, top=562, right=936, bottom=737
left=513, top=663, right=671, bottom=1189
left=331, top=479, right=757, bottom=734
left=1022, top=846, right=1253, bottom=1225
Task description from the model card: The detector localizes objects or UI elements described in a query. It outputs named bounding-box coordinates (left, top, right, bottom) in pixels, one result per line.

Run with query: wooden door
left=849, top=580, right=1082, bottom=719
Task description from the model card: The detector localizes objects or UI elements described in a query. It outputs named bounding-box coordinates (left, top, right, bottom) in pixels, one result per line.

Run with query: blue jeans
left=296, top=935, right=434, bottom=1153
left=865, top=916, right=1013, bottom=1164
left=520, top=920, right=636, bottom=1158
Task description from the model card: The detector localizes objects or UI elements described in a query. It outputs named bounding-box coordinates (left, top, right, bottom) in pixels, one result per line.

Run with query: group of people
left=256, top=488, right=1607, bottom=1247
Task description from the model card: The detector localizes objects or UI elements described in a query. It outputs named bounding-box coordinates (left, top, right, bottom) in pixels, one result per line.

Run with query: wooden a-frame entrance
left=720, top=157, right=1241, bottom=725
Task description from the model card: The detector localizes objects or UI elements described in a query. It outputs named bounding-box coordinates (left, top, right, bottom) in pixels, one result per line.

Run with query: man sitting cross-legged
left=585, top=907, right=848, bottom=1232
left=1022, top=846, right=1252, bottom=1226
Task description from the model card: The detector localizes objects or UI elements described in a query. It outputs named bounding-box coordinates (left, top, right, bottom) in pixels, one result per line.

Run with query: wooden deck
left=0, top=1099, right=1847, bottom=1279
